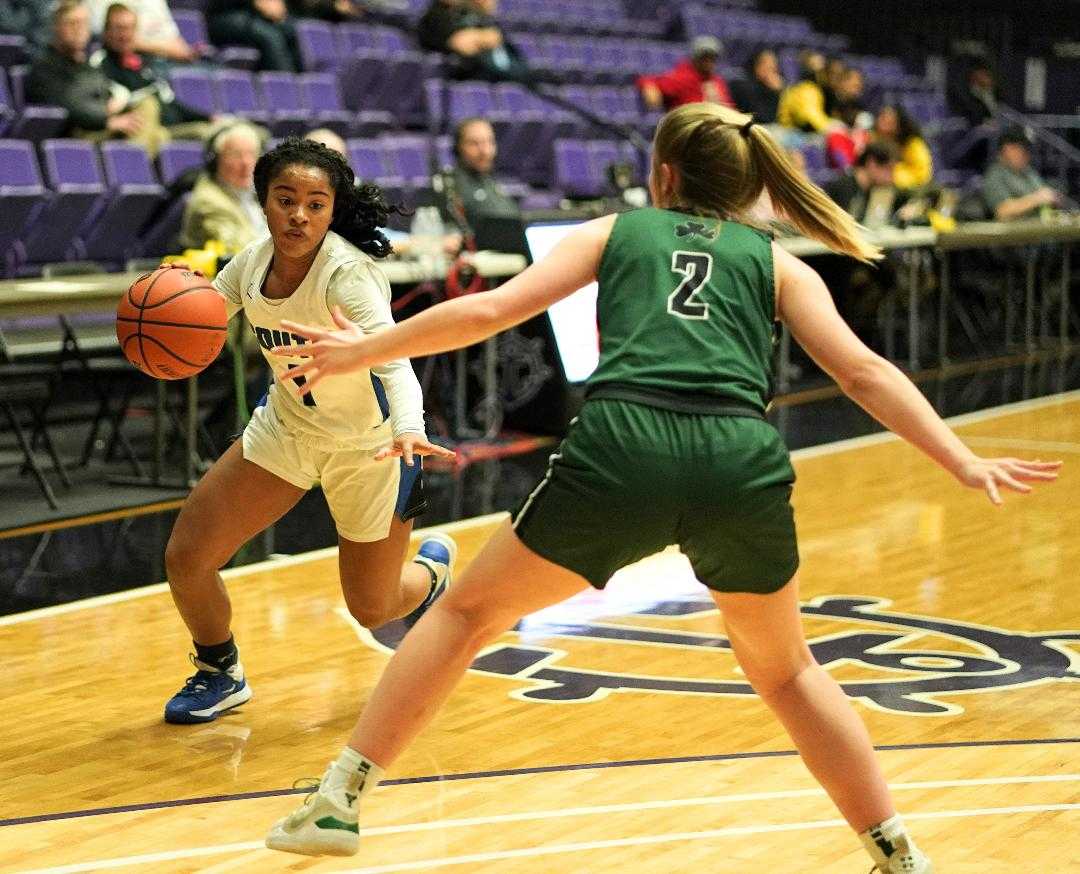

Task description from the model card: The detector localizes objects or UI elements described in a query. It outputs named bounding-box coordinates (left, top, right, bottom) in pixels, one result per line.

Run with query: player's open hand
left=271, top=306, right=371, bottom=396
left=375, top=433, right=457, bottom=466
left=955, top=456, right=1062, bottom=505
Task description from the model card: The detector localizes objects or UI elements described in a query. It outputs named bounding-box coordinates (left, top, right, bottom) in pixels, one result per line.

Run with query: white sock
left=860, top=814, right=914, bottom=866
left=323, top=747, right=385, bottom=810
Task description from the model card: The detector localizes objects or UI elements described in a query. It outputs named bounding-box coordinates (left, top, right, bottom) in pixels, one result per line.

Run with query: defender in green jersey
left=269, top=103, right=1059, bottom=873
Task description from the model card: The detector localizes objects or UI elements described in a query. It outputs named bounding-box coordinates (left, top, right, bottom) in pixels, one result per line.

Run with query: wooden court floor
left=2, top=391, right=1079, bottom=873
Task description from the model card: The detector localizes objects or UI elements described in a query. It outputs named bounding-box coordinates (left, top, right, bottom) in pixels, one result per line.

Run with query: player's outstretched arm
left=773, top=244, right=1062, bottom=504
left=272, top=216, right=615, bottom=393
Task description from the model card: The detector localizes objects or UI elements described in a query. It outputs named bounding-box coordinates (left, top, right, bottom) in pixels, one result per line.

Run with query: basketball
left=116, top=265, right=228, bottom=380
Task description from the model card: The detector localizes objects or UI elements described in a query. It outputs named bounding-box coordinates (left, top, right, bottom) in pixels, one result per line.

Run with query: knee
left=345, top=597, right=399, bottom=630
left=438, top=590, right=514, bottom=645
left=741, top=652, right=817, bottom=700
left=165, top=529, right=219, bottom=584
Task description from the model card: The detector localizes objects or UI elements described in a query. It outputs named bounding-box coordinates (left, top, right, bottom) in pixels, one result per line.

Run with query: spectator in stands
left=777, top=49, right=836, bottom=133
left=821, top=56, right=846, bottom=117
left=829, top=66, right=865, bottom=123
left=305, top=126, right=348, bottom=155
left=730, top=48, right=782, bottom=124
left=824, top=141, right=903, bottom=225
left=287, top=0, right=365, bottom=20
left=436, top=117, right=519, bottom=235
left=91, top=4, right=214, bottom=141
left=27, top=0, right=172, bottom=154
left=951, top=60, right=1000, bottom=127
left=0, top=0, right=53, bottom=57
left=207, top=0, right=301, bottom=72
left=874, top=104, right=933, bottom=190
left=179, top=122, right=266, bottom=252
left=86, top=0, right=198, bottom=63
left=982, top=126, right=1061, bottom=221
left=638, top=36, right=733, bottom=112
left=417, top=0, right=529, bottom=83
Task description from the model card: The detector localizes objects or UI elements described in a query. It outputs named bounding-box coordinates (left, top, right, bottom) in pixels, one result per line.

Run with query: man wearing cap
left=982, top=127, right=1061, bottom=221
left=637, top=36, right=733, bottom=111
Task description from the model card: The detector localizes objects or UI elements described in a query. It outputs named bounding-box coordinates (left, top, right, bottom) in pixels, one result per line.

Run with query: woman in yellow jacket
left=874, top=104, right=933, bottom=189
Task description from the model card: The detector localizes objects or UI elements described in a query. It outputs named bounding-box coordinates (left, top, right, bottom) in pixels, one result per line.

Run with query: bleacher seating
left=0, top=0, right=967, bottom=276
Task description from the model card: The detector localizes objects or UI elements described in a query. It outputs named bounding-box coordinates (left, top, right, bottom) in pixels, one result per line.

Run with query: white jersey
left=214, top=230, right=425, bottom=449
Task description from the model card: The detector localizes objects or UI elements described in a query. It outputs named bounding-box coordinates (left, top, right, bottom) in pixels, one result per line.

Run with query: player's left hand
left=272, top=306, right=371, bottom=396
left=375, top=433, right=456, bottom=466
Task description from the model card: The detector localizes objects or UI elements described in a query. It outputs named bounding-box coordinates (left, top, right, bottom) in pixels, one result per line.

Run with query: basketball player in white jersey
left=162, top=138, right=458, bottom=725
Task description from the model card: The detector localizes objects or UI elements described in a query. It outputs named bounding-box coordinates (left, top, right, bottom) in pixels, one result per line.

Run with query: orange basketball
left=116, top=266, right=228, bottom=380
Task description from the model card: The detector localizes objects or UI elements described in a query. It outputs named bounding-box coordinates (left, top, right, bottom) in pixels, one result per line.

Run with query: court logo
left=357, top=595, right=1080, bottom=717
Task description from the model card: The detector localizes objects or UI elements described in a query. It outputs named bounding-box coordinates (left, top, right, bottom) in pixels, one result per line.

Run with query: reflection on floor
left=2, top=351, right=1078, bottom=615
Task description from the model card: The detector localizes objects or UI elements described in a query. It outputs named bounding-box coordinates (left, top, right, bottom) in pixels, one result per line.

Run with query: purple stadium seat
left=257, top=73, right=309, bottom=137
left=382, top=135, right=431, bottom=188
left=82, top=143, right=165, bottom=262
left=346, top=138, right=404, bottom=203
left=139, top=194, right=190, bottom=259
left=0, top=140, right=48, bottom=266
left=300, top=72, right=394, bottom=137
left=0, top=34, right=27, bottom=68
left=171, top=9, right=208, bottom=48
left=296, top=20, right=339, bottom=72
left=170, top=68, right=217, bottom=118
left=553, top=139, right=594, bottom=197
left=338, top=51, right=429, bottom=126
left=215, top=69, right=269, bottom=123
left=16, top=140, right=107, bottom=269
left=158, top=141, right=206, bottom=185
left=6, top=66, right=68, bottom=141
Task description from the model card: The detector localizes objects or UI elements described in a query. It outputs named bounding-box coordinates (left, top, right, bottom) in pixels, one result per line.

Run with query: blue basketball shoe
left=164, top=654, right=252, bottom=724
left=403, top=532, right=457, bottom=628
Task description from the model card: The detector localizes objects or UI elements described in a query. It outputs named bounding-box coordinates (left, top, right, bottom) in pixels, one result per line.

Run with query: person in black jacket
left=91, top=3, right=214, bottom=139
left=730, top=48, right=782, bottom=124
left=0, top=0, right=53, bottom=57
left=207, top=0, right=301, bottom=72
left=286, top=0, right=365, bottom=21
left=417, top=0, right=528, bottom=82
left=26, top=0, right=169, bottom=153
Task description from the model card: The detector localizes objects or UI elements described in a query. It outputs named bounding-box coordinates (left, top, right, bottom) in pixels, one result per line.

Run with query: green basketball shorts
left=511, top=399, right=799, bottom=594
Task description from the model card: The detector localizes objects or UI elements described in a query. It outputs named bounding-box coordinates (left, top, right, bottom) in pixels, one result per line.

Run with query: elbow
left=835, top=354, right=892, bottom=398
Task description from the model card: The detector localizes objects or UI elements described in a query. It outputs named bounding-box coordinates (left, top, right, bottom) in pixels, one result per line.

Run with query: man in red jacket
left=638, top=36, right=733, bottom=111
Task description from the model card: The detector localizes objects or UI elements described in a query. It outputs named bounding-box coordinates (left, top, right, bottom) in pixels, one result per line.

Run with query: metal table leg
left=1024, top=249, right=1037, bottom=354
left=937, top=251, right=950, bottom=365
left=1061, top=245, right=1072, bottom=351
left=908, top=252, right=919, bottom=371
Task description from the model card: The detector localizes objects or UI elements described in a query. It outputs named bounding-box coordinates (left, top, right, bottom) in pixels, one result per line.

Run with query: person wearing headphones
left=179, top=122, right=266, bottom=253
left=436, top=117, right=519, bottom=237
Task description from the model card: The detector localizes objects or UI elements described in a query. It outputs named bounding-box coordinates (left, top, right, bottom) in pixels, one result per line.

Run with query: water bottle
left=409, top=206, right=446, bottom=276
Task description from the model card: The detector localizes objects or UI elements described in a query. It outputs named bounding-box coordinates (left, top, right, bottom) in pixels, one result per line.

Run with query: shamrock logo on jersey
left=675, top=220, right=718, bottom=241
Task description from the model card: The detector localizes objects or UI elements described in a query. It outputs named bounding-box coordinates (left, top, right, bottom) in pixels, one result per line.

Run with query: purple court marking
left=2, top=737, right=1077, bottom=829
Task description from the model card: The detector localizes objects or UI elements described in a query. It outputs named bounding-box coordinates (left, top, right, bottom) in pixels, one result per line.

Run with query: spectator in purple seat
left=821, top=56, right=846, bottom=118
left=951, top=60, right=1000, bottom=128
left=730, top=47, right=782, bottom=124
left=0, top=0, right=53, bottom=57
left=27, top=0, right=171, bottom=154
left=638, top=36, right=733, bottom=112
left=287, top=0, right=366, bottom=21
left=873, top=104, right=933, bottom=190
left=777, top=49, right=837, bottom=134
left=417, top=0, right=529, bottom=83
left=207, top=0, right=301, bottom=72
left=435, top=116, right=518, bottom=237
left=86, top=0, right=199, bottom=64
left=982, top=127, right=1061, bottom=222
left=91, top=4, right=215, bottom=141
left=179, top=121, right=267, bottom=252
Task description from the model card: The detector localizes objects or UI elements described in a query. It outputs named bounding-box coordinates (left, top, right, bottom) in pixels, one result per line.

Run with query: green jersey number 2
left=667, top=251, right=713, bottom=321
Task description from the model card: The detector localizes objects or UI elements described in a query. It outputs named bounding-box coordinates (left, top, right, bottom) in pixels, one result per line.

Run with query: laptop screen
left=523, top=221, right=599, bottom=384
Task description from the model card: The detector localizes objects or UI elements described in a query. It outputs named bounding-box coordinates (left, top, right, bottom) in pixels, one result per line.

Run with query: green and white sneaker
left=265, top=765, right=360, bottom=856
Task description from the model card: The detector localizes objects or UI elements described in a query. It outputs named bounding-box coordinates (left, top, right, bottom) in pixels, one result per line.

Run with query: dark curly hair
left=253, top=137, right=403, bottom=260
left=878, top=103, right=923, bottom=147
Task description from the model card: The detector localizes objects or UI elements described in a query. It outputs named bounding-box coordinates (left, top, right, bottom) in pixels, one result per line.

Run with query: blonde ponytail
left=653, top=103, right=882, bottom=263
left=744, top=124, right=882, bottom=263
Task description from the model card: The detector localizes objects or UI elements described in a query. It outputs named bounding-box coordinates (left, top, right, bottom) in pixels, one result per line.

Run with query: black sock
left=194, top=635, right=238, bottom=671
